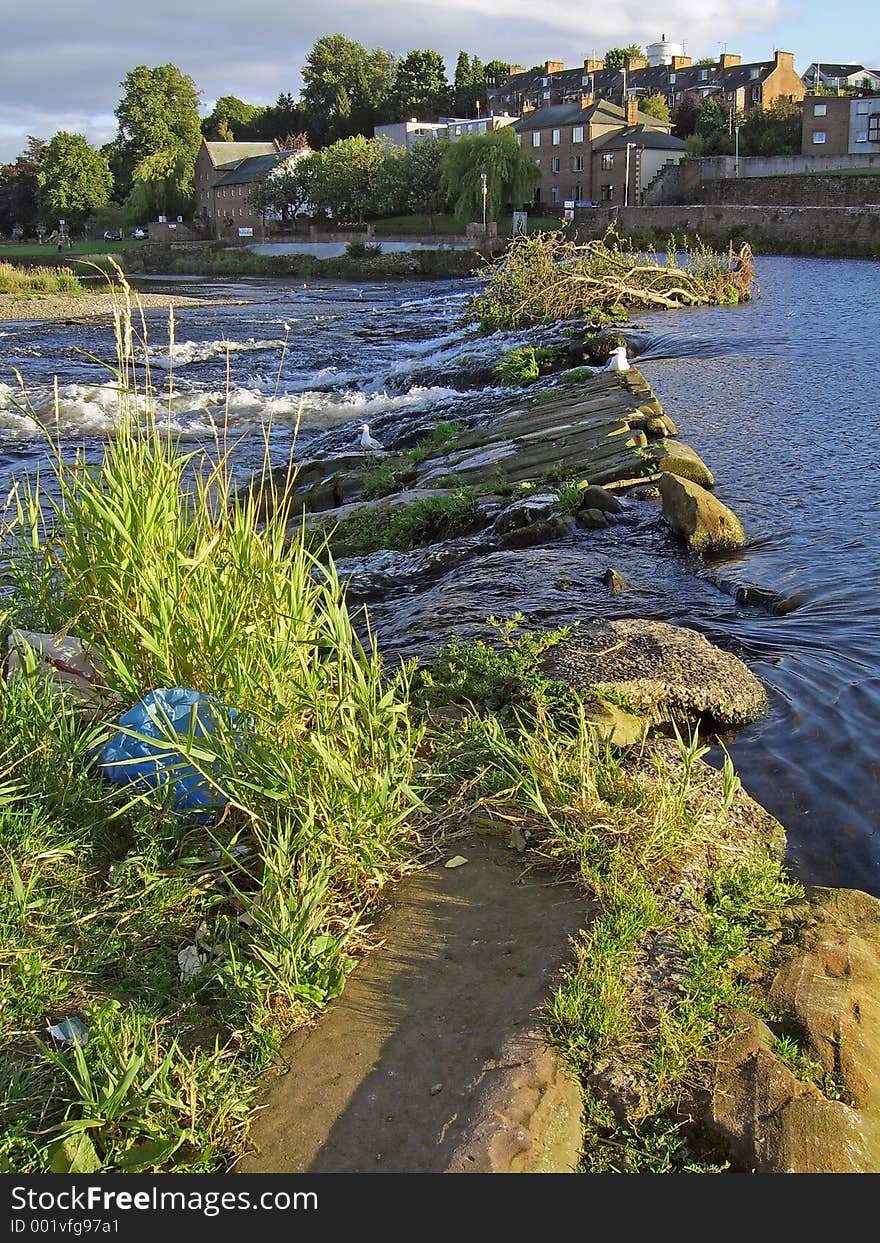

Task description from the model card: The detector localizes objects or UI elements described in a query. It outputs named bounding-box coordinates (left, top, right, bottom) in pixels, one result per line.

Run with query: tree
left=671, top=90, right=704, bottom=138
left=249, top=153, right=317, bottom=221
left=0, top=137, right=45, bottom=235
left=696, top=57, right=716, bottom=66
left=255, top=93, right=311, bottom=145
left=309, top=135, right=387, bottom=224
left=453, top=52, right=486, bottom=115
left=37, top=132, right=113, bottom=226
left=382, top=139, right=450, bottom=226
left=440, top=128, right=541, bottom=222
left=202, top=96, right=266, bottom=141
left=388, top=49, right=451, bottom=120
left=127, top=149, right=194, bottom=221
left=484, top=60, right=512, bottom=89
left=114, top=64, right=202, bottom=203
left=738, top=101, right=802, bottom=156
left=639, top=93, right=670, bottom=123
left=604, top=45, right=644, bottom=70
left=301, top=35, right=395, bottom=145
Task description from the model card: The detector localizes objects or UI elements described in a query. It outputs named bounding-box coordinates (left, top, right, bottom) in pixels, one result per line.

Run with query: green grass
left=0, top=282, right=423, bottom=1171
left=358, top=421, right=463, bottom=500
left=332, top=489, right=479, bottom=555
left=0, top=262, right=85, bottom=297
left=0, top=240, right=138, bottom=262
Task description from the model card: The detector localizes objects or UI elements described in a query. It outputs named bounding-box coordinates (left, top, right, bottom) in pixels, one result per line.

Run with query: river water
left=1, top=257, right=877, bottom=894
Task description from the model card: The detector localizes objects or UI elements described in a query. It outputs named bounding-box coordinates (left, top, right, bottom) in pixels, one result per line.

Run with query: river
left=1, top=256, right=877, bottom=894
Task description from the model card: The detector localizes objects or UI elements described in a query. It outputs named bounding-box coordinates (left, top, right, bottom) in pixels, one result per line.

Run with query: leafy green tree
left=255, top=93, right=311, bottom=145
left=310, top=135, right=387, bottom=224
left=37, top=132, right=113, bottom=226
left=249, top=154, right=318, bottom=221
left=114, top=64, right=202, bottom=202
left=0, top=137, right=45, bottom=234
left=484, top=60, right=512, bottom=88
left=202, top=96, right=266, bottom=141
left=382, top=139, right=450, bottom=225
left=604, top=45, right=644, bottom=70
left=440, top=128, right=541, bottom=222
left=639, top=93, right=670, bottom=123
left=696, top=57, right=716, bottom=66
left=453, top=52, right=486, bottom=115
left=694, top=97, right=733, bottom=154
left=389, top=49, right=451, bottom=120
left=127, top=149, right=193, bottom=221
left=738, top=101, right=802, bottom=156
left=301, top=35, right=396, bottom=145
left=671, top=90, right=704, bottom=138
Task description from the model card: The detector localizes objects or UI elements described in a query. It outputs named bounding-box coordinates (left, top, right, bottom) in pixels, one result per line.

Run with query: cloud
left=0, top=0, right=786, bottom=160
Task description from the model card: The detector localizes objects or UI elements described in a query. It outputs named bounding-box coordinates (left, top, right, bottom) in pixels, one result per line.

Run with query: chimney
left=719, top=53, right=741, bottom=70
left=545, top=60, right=565, bottom=74
left=580, top=92, right=595, bottom=109
left=626, top=96, right=639, bottom=125
left=522, top=101, right=534, bottom=113
left=583, top=57, right=604, bottom=73
left=671, top=55, right=692, bottom=70
left=509, top=65, right=527, bottom=76
left=625, top=55, right=648, bottom=71
left=774, top=50, right=795, bottom=69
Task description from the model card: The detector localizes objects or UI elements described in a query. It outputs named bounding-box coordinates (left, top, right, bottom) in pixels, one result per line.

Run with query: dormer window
left=750, top=67, right=760, bottom=79
left=669, top=73, right=676, bottom=83
left=700, top=69, right=708, bottom=80
left=542, top=76, right=549, bottom=86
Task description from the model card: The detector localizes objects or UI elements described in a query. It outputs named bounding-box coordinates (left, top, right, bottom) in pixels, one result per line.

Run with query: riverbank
left=0, top=288, right=247, bottom=322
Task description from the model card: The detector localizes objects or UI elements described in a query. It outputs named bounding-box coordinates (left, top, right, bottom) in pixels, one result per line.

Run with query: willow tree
left=440, top=128, right=540, bottom=223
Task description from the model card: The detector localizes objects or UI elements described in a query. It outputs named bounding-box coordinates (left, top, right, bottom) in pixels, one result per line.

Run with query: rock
left=577, top=485, right=623, bottom=516
left=584, top=699, right=646, bottom=746
left=445, top=1029, right=584, bottom=1173
left=576, top=508, right=609, bottom=530
left=498, top=518, right=565, bottom=549
left=627, top=431, right=648, bottom=449
left=656, top=441, right=715, bottom=489
left=601, top=567, right=626, bottom=595
left=706, top=1010, right=880, bottom=1173
left=493, top=493, right=558, bottom=536
left=543, top=618, right=767, bottom=731
left=735, top=584, right=804, bottom=615
left=659, top=472, right=747, bottom=554
left=646, top=415, right=677, bottom=437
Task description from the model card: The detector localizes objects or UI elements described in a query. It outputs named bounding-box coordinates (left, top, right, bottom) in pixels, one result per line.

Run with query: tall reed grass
left=0, top=262, right=84, bottom=297
left=0, top=275, right=422, bottom=1171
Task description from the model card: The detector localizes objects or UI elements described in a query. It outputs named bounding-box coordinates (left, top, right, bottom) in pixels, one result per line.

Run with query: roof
left=213, top=152, right=294, bottom=186
left=803, top=63, right=876, bottom=79
left=203, top=140, right=279, bottom=169
left=592, top=125, right=686, bottom=151
left=513, top=99, right=626, bottom=132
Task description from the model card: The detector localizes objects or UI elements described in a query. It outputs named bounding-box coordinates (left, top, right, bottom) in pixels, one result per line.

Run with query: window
left=669, top=73, right=676, bottom=84
left=856, top=131, right=868, bottom=143
left=581, top=75, right=590, bottom=86
left=532, top=131, right=541, bottom=147
left=750, top=67, right=760, bottom=80
left=812, top=130, right=826, bottom=144
left=700, top=69, right=708, bottom=81
left=543, top=90, right=550, bottom=100
left=857, top=100, right=870, bottom=114
left=601, top=152, right=614, bottom=169
left=572, top=125, right=584, bottom=143
left=570, top=154, right=584, bottom=172
left=751, top=85, right=760, bottom=102
left=552, top=128, right=560, bottom=145
left=573, top=183, right=582, bottom=200
left=551, top=156, right=560, bottom=173
left=542, top=76, right=549, bottom=86
left=870, top=114, right=880, bottom=141
left=601, top=184, right=614, bottom=201
left=551, top=186, right=559, bottom=204
left=813, top=103, right=827, bottom=116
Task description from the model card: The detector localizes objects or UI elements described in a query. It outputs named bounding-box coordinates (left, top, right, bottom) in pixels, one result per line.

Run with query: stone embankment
left=245, top=359, right=880, bottom=1175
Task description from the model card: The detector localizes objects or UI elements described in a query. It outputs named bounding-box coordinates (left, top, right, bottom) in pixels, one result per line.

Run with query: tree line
left=0, top=35, right=513, bottom=237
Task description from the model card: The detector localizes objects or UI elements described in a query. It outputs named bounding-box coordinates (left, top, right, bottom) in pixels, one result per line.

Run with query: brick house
left=491, top=50, right=804, bottom=120
left=514, top=96, right=685, bottom=207
left=802, top=92, right=880, bottom=155
left=194, top=139, right=302, bottom=238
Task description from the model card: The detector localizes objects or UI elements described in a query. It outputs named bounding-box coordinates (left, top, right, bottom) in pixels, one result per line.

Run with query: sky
left=0, top=0, right=878, bottom=162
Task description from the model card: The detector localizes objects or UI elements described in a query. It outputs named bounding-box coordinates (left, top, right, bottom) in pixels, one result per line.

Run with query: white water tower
left=646, top=35, right=684, bottom=66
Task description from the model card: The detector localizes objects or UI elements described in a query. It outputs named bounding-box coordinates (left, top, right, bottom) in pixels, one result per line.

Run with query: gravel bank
left=0, top=290, right=245, bottom=323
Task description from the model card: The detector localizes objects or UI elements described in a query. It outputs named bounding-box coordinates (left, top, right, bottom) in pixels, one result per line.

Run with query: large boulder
left=543, top=618, right=767, bottom=731
left=659, top=472, right=747, bottom=553
left=493, top=493, right=558, bottom=536
left=706, top=887, right=880, bottom=1172
left=655, top=441, right=715, bottom=489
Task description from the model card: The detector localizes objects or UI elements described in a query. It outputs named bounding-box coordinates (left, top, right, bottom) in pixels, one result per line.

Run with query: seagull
left=605, top=345, right=630, bottom=373
left=359, top=422, right=384, bottom=452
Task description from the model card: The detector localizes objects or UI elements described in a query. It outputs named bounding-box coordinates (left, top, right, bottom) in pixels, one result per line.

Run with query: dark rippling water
left=1, top=257, right=878, bottom=893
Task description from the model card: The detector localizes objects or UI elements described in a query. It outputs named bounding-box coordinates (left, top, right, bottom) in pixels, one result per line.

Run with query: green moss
left=559, top=366, right=596, bottom=385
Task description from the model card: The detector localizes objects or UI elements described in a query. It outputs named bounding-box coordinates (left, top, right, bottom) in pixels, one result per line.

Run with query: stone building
left=194, top=139, right=302, bottom=238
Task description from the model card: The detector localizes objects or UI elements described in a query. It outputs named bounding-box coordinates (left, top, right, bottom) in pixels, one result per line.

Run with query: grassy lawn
left=0, top=240, right=140, bottom=262
left=806, top=167, right=880, bottom=177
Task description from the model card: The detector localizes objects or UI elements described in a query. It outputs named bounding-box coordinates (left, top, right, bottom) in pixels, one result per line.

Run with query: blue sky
left=0, top=0, right=877, bottom=162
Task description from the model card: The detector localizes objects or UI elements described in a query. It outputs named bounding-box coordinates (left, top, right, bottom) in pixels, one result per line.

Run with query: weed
left=332, top=489, right=479, bottom=555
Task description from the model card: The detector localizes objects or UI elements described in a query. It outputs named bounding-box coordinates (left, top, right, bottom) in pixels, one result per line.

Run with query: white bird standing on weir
left=359, top=422, right=384, bottom=452
left=605, top=345, right=630, bottom=373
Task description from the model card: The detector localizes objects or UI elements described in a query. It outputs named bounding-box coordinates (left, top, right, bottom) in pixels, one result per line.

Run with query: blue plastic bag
left=99, top=687, right=243, bottom=820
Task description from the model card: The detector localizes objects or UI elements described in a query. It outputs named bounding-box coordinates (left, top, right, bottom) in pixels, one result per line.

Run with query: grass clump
left=333, top=489, right=479, bottom=555
left=0, top=261, right=84, bottom=297
left=359, top=421, right=463, bottom=500
left=470, top=227, right=757, bottom=330
left=492, top=347, right=539, bottom=386
left=0, top=278, right=422, bottom=1171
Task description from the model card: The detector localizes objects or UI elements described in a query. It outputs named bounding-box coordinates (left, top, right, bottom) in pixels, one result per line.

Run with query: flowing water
left=1, top=258, right=878, bottom=893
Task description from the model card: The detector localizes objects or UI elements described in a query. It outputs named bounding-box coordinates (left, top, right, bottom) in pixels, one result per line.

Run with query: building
left=801, top=64, right=880, bottom=92
left=374, top=114, right=517, bottom=150
left=514, top=95, right=685, bottom=208
left=802, top=92, right=880, bottom=155
left=489, top=50, right=804, bottom=119
left=194, top=139, right=303, bottom=238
